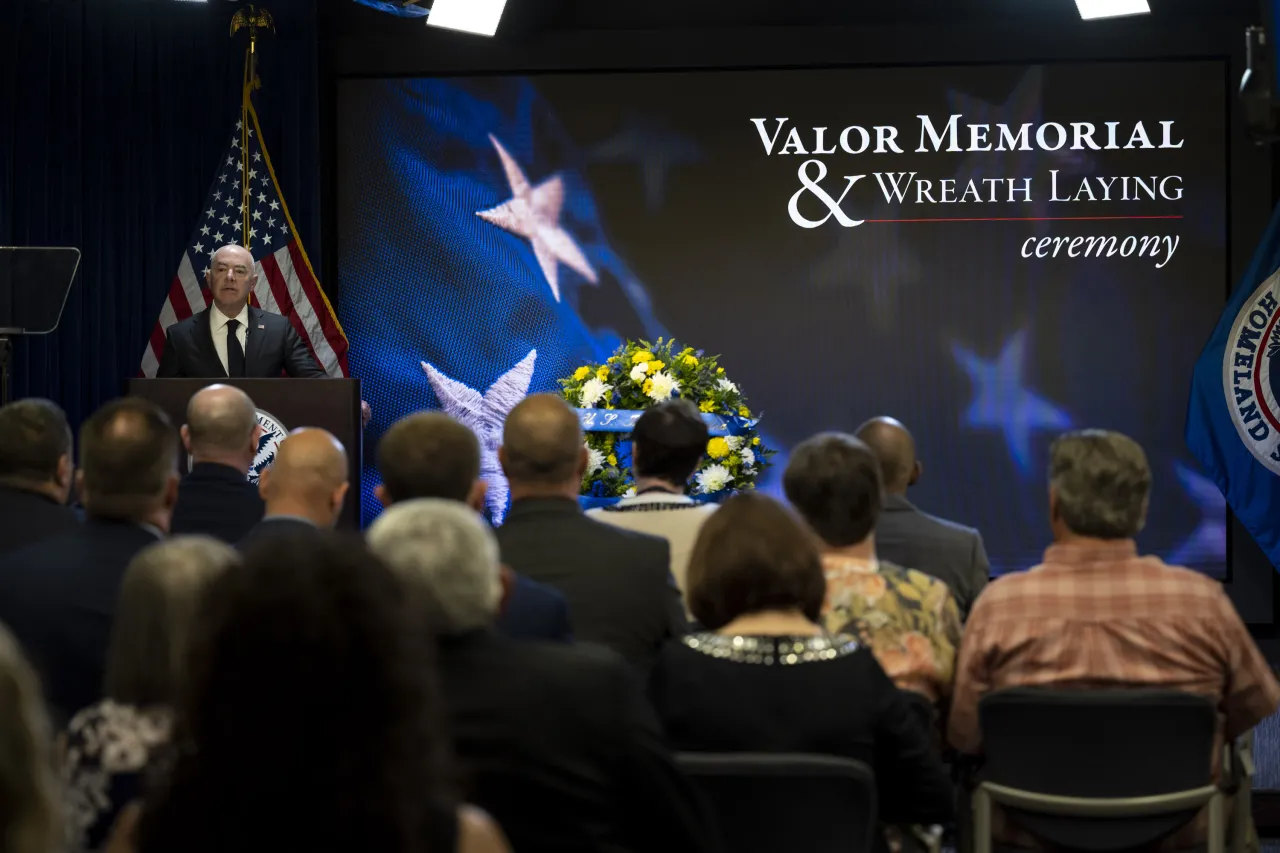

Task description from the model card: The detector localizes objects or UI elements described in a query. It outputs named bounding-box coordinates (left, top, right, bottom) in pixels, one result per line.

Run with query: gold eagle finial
left=230, top=6, right=275, bottom=39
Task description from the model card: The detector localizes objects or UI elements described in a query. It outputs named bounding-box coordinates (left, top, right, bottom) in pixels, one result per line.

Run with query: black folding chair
left=677, top=752, right=878, bottom=853
left=970, top=688, right=1246, bottom=853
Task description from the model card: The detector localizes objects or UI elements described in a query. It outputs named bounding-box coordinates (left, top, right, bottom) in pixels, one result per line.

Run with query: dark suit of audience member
left=493, top=397, right=685, bottom=670
left=0, top=398, right=179, bottom=725
left=237, top=427, right=349, bottom=551
left=368, top=499, right=718, bottom=853
left=497, top=498, right=680, bottom=668
left=0, top=399, right=80, bottom=557
left=171, top=384, right=268, bottom=544
left=375, top=410, right=573, bottom=644
left=857, top=416, right=990, bottom=617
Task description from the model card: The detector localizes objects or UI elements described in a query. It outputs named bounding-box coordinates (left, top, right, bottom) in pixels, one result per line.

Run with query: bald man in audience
left=171, top=384, right=265, bottom=543
left=856, top=416, right=990, bottom=617
left=496, top=394, right=685, bottom=672
left=376, top=412, right=572, bottom=643
left=241, top=428, right=348, bottom=543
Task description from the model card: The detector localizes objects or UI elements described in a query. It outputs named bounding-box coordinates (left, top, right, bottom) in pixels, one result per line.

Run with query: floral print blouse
left=62, top=700, right=172, bottom=853
left=820, top=555, right=962, bottom=705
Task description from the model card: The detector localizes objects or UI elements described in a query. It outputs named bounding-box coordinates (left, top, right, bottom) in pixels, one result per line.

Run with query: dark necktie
left=226, top=319, right=245, bottom=377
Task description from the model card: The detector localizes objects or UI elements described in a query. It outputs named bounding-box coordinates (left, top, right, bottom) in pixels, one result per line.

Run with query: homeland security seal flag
left=1187, top=204, right=1280, bottom=570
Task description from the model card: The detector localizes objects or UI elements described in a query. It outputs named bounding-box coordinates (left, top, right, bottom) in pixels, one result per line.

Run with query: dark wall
left=1, top=0, right=321, bottom=429
left=318, top=2, right=1276, bottom=621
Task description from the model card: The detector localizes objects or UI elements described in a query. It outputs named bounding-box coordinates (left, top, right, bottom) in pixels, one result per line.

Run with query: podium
left=127, top=378, right=364, bottom=530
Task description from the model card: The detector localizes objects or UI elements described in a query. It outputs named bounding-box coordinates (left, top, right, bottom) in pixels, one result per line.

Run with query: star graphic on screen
left=591, top=117, right=703, bottom=211
left=1167, top=463, right=1227, bottom=569
left=476, top=134, right=597, bottom=303
left=947, top=67, right=1093, bottom=236
left=808, top=204, right=921, bottom=327
left=420, top=348, right=538, bottom=523
left=952, top=329, right=1072, bottom=474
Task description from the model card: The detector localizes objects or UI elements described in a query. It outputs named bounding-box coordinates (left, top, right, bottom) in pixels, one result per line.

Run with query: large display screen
left=337, top=61, right=1229, bottom=576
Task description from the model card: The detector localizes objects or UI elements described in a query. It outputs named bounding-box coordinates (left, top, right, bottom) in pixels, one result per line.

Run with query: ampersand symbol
left=788, top=159, right=866, bottom=229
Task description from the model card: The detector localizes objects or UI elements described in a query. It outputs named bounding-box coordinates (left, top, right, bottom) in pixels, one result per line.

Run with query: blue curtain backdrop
left=0, top=0, right=321, bottom=429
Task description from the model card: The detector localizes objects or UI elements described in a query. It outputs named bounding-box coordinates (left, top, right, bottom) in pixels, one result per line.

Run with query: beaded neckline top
left=681, top=633, right=860, bottom=665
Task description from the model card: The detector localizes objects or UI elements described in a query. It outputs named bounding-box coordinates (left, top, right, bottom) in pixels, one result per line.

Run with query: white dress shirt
left=210, top=305, right=250, bottom=376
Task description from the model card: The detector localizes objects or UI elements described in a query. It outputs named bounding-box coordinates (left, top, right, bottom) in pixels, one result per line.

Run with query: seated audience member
left=649, top=493, right=953, bottom=842
left=856, top=417, right=990, bottom=618
left=133, top=533, right=509, bottom=853
left=62, top=536, right=238, bottom=853
left=376, top=412, right=571, bottom=643
left=587, top=400, right=717, bottom=602
left=240, top=427, right=348, bottom=543
left=950, top=429, right=1280, bottom=849
left=0, top=398, right=179, bottom=724
left=496, top=394, right=685, bottom=671
left=784, top=433, right=961, bottom=708
left=0, top=398, right=78, bottom=556
left=0, top=623, right=60, bottom=853
left=369, top=499, right=717, bottom=853
left=171, top=385, right=265, bottom=543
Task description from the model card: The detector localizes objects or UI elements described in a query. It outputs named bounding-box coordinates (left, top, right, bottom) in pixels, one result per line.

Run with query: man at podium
left=156, top=244, right=326, bottom=379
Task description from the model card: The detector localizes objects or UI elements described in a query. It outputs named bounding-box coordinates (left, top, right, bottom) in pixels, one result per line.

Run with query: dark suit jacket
left=497, top=573, right=573, bottom=643
left=170, top=462, right=265, bottom=544
left=875, top=494, right=990, bottom=619
left=0, top=485, right=79, bottom=557
left=0, top=519, right=161, bottom=725
left=238, top=516, right=319, bottom=549
left=156, top=306, right=325, bottom=378
left=438, top=630, right=718, bottom=853
left=495, top=498, right=686, bottom=672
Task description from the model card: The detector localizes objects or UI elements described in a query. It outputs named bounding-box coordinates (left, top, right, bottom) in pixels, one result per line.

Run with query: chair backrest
left=979, top=687, right=1217, bottom=851
left=677, top=752, right=878, bottom=853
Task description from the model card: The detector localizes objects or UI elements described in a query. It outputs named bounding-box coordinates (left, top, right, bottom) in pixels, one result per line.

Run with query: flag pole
left=230, top=5, right=274, bottom=252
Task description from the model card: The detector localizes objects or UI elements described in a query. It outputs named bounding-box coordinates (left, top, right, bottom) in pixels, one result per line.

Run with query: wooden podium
left=127, top=378, right=363, bottom=529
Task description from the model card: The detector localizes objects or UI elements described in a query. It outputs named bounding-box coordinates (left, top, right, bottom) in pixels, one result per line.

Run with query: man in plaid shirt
left=950, top=429, right=1280, bottom=849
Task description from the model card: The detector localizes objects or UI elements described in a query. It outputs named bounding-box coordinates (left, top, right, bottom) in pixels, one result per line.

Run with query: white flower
left=740, top=447, right=755, bottom=467
left=716, top=377, right=738, bottom=394
left=645, top=371, right=679, bottom=402
left=623, top=487, right=637, bottom=498
left=725, top=436, right=744, bottom=451
left=585, top=446, right=605, bottom=476
left=630, top=362, right=650, bottom=381
left=695, top=463, right=732, bottom=494
left=578, top=377, right=611, bottom=408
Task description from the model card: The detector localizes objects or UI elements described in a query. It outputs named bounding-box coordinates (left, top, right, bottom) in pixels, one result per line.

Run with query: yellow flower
left=649, top=360, right=664, bottom=371
left=752, top=436, right=761, bottom=446
left=707, top=437, right=730, bottom=459
left=573, top=366, right=591, bottom=381
left=632, top=350, right=655, bottom=364
left=643, top=379, right=654, bottom=395
left=607, top=453, right=617, bottom=466
left=716, top=366, right=725, bottom=374
left=596, top=366, right=609, bottom=381
left=682, top=354, right=699, bottom=367
left=699, top=400, right=715, bottom=413
left=738, top=406, right=751, bottom=418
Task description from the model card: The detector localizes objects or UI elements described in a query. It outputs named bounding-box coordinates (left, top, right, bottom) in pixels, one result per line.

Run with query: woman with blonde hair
left=62, top=536, right=238, bottom=853
left=0, top=622, right=60, bottom=853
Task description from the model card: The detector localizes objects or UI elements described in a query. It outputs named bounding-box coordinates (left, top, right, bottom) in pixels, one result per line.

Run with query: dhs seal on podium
left=187, top=408, right=288, bottom=485
left=1224, top=272, right=1280, bottom=473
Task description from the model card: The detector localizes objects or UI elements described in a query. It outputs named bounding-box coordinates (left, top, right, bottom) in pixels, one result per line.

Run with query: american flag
left=139, top=104, right=349, bottom=377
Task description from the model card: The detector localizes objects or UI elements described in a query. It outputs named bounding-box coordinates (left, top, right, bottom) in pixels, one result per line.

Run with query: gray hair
left=366, top=498, right=502, bottom=634
left=104, top=536, right=240, bottom=707
left=1048, top=430, right=1152, bottom=540
left=0, top=624, right=58, bottom=853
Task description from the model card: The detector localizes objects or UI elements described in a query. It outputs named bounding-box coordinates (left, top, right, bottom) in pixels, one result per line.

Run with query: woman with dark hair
left=129, top=532, right=508, bottom=853
left=648, top=493, right=953, bottom=847
left=63, top=536, right=237, bottom=853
